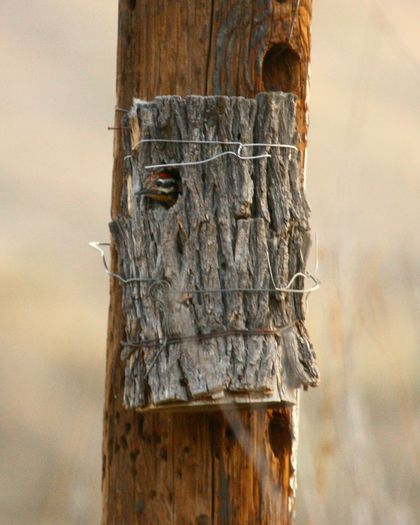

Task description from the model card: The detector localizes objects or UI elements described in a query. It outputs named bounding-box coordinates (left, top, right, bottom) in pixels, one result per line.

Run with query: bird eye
left=157, top=178, right=176, bottom=188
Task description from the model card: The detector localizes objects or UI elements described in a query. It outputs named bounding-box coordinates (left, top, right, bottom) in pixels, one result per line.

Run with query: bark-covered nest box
left=111, top=92, right=319, bottom=412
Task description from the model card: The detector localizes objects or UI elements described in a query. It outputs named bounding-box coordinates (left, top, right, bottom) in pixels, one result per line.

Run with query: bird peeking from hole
left=135, top=170, right=181, bottom=208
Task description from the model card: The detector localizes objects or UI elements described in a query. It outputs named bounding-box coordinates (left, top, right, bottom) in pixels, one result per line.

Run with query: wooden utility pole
left=103, top=1, right=314, bottom=524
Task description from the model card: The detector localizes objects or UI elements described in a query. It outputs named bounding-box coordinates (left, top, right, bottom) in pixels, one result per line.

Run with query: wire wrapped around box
left=110, top=92, right=319, bottom=411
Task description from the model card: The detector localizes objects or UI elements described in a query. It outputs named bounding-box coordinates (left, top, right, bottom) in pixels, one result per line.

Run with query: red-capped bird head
left=136, top=170, right=181, bottom=208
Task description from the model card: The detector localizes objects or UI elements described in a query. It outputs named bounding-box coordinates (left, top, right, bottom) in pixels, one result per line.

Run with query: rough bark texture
left=103, top=1, right=314, bottom=524
left=111, top=93, right=318, bottom=410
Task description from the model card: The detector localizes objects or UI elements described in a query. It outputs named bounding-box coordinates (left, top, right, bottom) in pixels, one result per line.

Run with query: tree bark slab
left=111, top=92, right=319, bottom=411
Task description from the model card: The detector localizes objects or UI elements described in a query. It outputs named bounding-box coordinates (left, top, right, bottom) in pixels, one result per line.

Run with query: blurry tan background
left=0, top=1, right=418, bottom=524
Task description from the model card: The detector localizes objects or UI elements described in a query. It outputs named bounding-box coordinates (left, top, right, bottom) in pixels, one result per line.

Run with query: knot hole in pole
left=268, top=410, right=292, bottom=460
left=262, top=43, right=300, bottom=94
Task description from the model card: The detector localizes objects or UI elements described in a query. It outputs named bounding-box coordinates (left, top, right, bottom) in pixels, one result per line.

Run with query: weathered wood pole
left=103, top=1, right=314, bottom=523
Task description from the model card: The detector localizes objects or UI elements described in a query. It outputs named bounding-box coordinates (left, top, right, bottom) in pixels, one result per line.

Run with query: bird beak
left=135, top=188, right=152, bottom=197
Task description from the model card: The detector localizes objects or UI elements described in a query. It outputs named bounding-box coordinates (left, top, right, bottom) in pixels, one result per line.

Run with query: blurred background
left=0, top=0, right=418, bottom=523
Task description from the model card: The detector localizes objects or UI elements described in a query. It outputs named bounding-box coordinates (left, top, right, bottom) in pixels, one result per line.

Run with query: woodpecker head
left=136, top=170, right=181, bottom=208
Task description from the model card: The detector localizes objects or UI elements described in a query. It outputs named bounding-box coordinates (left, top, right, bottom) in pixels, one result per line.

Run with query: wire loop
left=90, top=242, right=320, bottom=295
left=129, top=138, right=298, bottom=169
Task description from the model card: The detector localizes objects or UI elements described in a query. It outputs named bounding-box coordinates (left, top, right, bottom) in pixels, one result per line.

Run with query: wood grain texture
left=103, top=1, right=314, bottom=523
